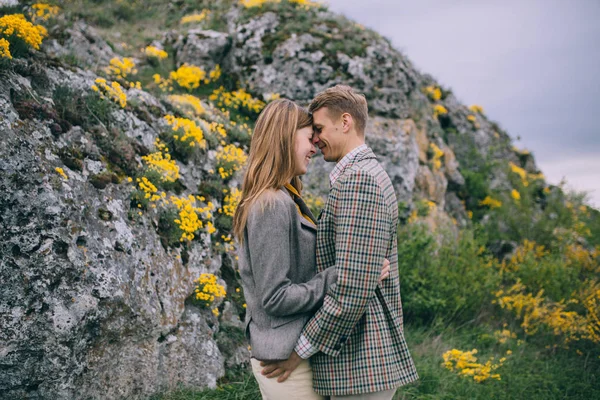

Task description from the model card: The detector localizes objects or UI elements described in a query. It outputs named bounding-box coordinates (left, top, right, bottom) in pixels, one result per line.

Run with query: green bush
left=398, top=223, right=500, bottom=325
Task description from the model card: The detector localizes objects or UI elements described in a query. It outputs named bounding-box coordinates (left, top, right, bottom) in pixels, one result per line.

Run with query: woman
left=233, top=99, right=388, bottom=399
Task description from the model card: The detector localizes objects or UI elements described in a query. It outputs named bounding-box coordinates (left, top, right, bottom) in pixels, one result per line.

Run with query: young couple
left=233, top=85, right=418, bottom=399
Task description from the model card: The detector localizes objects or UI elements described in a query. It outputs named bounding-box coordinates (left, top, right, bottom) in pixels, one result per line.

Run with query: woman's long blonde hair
left=233, top=99, right=312, bottom=241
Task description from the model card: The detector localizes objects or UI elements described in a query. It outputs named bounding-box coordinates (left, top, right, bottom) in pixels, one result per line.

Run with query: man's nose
left=312, top=135, right=320, bottom=145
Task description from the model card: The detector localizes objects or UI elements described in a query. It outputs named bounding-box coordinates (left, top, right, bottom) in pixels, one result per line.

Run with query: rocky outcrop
left=0, top=1, right=545, bottom=398
left=0, top=62, right=228, bottom=400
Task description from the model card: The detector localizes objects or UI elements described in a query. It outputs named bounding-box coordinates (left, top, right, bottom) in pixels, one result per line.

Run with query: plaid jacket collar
left=329, top=144, right=371, bottom=187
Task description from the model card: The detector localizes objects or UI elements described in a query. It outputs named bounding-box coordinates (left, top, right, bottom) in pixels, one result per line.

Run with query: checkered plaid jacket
left=303, top=147, right=418, bottom=396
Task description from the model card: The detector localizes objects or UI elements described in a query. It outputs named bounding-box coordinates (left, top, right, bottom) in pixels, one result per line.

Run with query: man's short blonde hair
left=309, top=85, right=368, bottom=134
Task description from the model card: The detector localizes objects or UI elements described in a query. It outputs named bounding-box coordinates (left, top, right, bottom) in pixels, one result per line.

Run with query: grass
left=396, top=326, right=600, bottom=399
left=153, top=323, right=599, bottom=400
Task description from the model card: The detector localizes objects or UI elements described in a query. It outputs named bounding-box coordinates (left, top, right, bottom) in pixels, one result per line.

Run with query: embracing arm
left=247, top=196, right=337, bottom=317
left=299, top=171, right=390, bottom=357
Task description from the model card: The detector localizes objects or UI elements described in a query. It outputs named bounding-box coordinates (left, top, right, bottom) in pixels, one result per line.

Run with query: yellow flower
left=0, top=38, right=12, bottom=59
left=144, top=45, right=167, bottom=60
left=509, top=162, right=529, bottom=187
left=105, top=57, right=137, bottom=79
left=171, top=195, right=215, bottom=241
left=423, top=85, right=442, bottom=101
left=220, top=188, right=242, bottom=217
left=0, top=13, right=47, bottom=50
left=164, top=115, right=207, bottom=149
left=167, top=95, right=205, bottom=116
left=180, top=9, right=210, bottom=24
left=210, top=86, right=265, bottom=114
left=215, top=144, right=248, bottom=179
left=479, top=196, right=502, bottom=209
left=55, top=167, right=68, bottom=180
left=442, top=348, right=502, bottom=383
left=92, top=78, right=127, bottom=108
left=30, top=4, right=60, bottom=22
left=429, top=143, right=444, bottom=171
left=432, top=104, right=448, bottom=119
left=511, top=189, right=521, bottom=201
left=142, top=152, right=179, bottom=182
left=170, top=64, right=206, bottom=90
left=469, top=104, right=484, bottom=114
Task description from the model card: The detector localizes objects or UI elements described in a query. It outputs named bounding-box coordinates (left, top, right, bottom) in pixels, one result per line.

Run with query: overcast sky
left=325, top=0, right=600, bottom=207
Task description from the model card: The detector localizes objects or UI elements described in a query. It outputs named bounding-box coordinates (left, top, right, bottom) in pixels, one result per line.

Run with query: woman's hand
left=379, top=258, right=390, bottom=284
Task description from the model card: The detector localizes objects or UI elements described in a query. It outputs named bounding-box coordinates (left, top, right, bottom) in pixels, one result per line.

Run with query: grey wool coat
left=238, top=188, right=337, bottom=360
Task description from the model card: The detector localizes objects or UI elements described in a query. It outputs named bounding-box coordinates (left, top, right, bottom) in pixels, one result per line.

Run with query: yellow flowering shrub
left=105, top=57, right=137, bottom=79
left=144, top=45, right=167, bottom=60
left=170, top=64, right=206, bottom=90
left=215, top=144, right=247, bottom=179
left=55, top=167, right=68, bottom=180
left=136, top=176, right=163, bottom=203
left=423, top=85, right=442, bottom=101
left=164, top=115, right=207, bottom=149
left=429, top=143, right=444, bottom=171
left=30, top=4, right=60, bottom=22
left=152, top=73, right=173, bottom=92
left=219, top=187, right=242, bottom=217
left=494, top=327, right=517, bottom=344
left=479, top=196, right=502, bottom=209
left=240, top=0, right=320, bottom=8
left=442, top=348, right=503, bottom=383
left=433, top=104, right=448, bottom=119
left=141, top=139, right=180, bottom=182
left=170, top=194, right=214, bottom=241
left=500, top=239, right=547, bottom=273
left=167, top=94, right=205, bottom=116
left=181, top=10, right=210, bottom=24
left=509, top=162, right=528, bottom=186
left=0, top=13, right=47, bottom=55
left=209, top=64, right=222, bottom=81
left=469, top=104, right=485, bottom=114
left=304, top=192, right=325, bottom=217
left=194, top=273, right=226, bottom=317
left=91, top=78, right=127, bottom=108
left=209, top=122, right=228, bottom=139
left=511, top=189, right=521, bottom=201
left=210, top=86, right=265, bottom=114
left=508, top=162, right=544, bottom=188
left=494, top=280, right=599, bottom=344
left=0, top=38, right=11, bottom=59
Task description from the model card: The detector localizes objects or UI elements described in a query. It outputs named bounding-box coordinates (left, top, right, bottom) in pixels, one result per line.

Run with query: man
left=261, top=85, right=418, bottom=399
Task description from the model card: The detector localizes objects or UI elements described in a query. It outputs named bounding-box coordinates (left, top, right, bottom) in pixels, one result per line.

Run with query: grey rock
left=43, top=22, right=117, bottom=69
left=174, top=29, right=231, bottom=70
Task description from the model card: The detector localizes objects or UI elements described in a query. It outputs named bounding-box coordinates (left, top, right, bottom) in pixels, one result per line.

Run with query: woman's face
left=293, top=126, right=316, bottom=176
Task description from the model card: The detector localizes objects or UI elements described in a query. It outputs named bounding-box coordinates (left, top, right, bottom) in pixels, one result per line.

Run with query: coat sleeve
left=301, top=170, right=390, bottom=357
left=247, top=197, right=338, bottom=317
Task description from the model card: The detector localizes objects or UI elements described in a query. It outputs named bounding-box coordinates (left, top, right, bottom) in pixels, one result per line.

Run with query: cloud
left=538, top=155, right=600, bottom=208
left=324, top=0, right=600, bottom=207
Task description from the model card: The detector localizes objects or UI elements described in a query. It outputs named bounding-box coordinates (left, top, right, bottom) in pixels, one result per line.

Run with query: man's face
left=311, top=107, right=346, bottom=162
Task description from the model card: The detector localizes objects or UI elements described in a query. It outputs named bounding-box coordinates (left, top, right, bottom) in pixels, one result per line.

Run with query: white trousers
left=250, top=357, right=324, bottom=400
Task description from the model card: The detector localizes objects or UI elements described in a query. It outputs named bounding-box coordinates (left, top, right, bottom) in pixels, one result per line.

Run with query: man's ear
left=341, top=113, right=353, bottom=133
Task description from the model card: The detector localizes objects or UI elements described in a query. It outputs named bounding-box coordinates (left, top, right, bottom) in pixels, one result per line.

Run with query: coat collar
left=329, top=145, right=377, bottom=187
